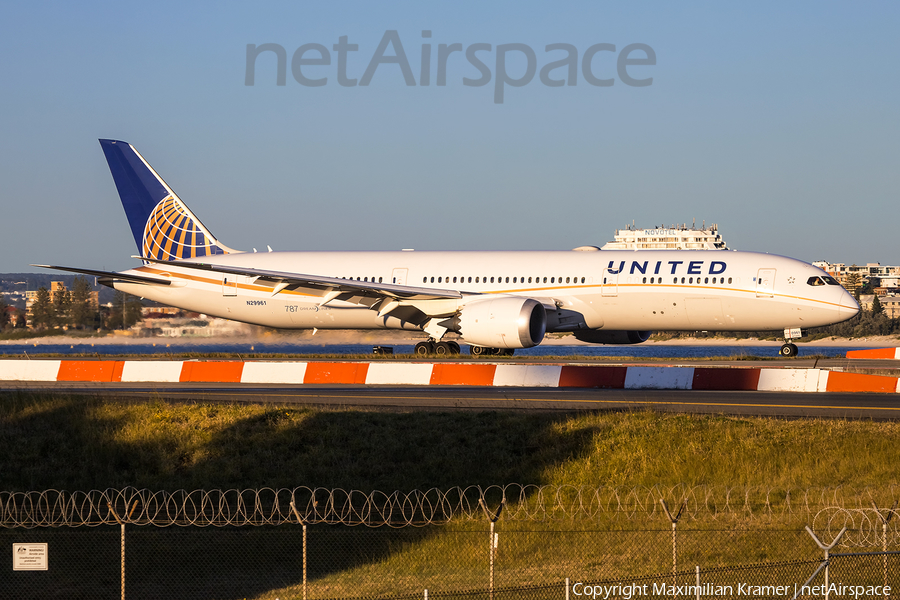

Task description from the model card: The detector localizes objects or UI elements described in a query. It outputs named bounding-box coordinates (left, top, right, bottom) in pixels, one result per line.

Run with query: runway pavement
left=3, top=381, right=900, bottom=420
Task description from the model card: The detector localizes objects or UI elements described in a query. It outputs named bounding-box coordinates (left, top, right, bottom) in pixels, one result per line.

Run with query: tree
left=124, top=294, right=143, bottom=328
left=107, top=291, right=144, bottom=330
left=872, top=295, right=884, bottom=315
left=845, top=272, right=863, bottom=297
left=53, top=286, right=72, bottom=329
left=0, top=296, right=9, bottom=331
left=70, top=276, right=96, bottom=329
left=30, top=287, right=54, bottom=330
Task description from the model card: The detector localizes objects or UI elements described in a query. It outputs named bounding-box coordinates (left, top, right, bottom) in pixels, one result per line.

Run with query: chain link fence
left=3, top=487, right=900, bottom=599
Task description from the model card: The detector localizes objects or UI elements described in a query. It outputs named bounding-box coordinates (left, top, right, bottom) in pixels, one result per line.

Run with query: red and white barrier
left=847, top=348, right=900, bottom=360
left=0, top=359, right=898, bottom=393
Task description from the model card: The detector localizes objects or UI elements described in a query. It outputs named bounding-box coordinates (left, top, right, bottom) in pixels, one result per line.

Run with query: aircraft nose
left=838, top=290, right=860, bottom=319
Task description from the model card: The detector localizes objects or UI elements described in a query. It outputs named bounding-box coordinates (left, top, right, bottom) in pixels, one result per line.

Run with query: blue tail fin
left=99, top=139, right=236, bottom=261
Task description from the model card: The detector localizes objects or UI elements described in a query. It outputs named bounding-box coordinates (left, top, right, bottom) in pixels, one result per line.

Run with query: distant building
left=881, top=296, right=900, bottom=319
left=601, top=223, right=729, bottom=250
left=25, top=281, right=99, bottom=327
left=813, top=262, right=900, bottom=293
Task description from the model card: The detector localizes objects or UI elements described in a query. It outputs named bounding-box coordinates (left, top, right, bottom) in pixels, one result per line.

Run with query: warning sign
left=13, top=543, right=48, bottom=571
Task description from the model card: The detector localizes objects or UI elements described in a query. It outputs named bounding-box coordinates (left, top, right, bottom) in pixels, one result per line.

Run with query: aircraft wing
left=140, top=258, right=462, bottom=301
left=32, top=264, right=172, bottom=287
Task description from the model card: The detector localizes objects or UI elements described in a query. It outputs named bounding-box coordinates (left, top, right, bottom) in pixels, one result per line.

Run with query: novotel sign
left=639, top=229, right=680, bottom=236
left=607, top=260, right=728, bottom=275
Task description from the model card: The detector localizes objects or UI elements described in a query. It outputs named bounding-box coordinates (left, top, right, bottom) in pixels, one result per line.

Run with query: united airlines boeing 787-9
left=36, top=140, right=859, bottom=357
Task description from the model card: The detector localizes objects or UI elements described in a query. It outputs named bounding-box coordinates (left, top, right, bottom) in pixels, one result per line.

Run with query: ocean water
left=0, top=341, right=868, bottom=359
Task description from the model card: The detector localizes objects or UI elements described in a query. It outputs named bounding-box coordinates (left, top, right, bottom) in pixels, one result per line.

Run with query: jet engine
left=456, top=297, right=546, bottom=349
left=573, top=330, right=653, bottom=345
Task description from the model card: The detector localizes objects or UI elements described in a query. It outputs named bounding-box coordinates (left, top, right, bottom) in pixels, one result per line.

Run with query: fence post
left=107, top=500, right=138, bottom=600
left=804, top=525, right=847, bottom=600
left=479, top=497, right=505, bottom=600
left=660, top=498, right=686, bottom=596
left=695, top=565, right=700, bottom=600
left=872, top=501, right=896, bottom=598
left=290, top=501, right=308, bottom=600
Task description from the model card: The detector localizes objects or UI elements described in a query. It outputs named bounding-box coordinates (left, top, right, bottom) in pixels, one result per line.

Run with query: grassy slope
left=2, top=392, right=899, bottom=493
left=5, top=393, right=900, bottom=597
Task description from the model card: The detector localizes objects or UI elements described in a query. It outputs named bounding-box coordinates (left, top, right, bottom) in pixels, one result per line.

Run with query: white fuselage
left=113, top=249, right=859, bottom=339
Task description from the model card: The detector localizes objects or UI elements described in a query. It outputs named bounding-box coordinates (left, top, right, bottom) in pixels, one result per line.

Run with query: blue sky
left=1, top=1, right=897, bottom=271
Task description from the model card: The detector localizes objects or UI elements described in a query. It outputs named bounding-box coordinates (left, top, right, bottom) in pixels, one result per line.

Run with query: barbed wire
left=3, top=485, right=900, bottom=529
left=812, top=507, right=900, bottom=548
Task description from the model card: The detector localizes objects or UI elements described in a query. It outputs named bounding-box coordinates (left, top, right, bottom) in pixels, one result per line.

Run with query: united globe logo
left=142, top=196, right=226, bottom=261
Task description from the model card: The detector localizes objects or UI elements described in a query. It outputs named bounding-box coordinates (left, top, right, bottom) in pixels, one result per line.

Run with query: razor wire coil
left=3, top=485, right=900, bottom=529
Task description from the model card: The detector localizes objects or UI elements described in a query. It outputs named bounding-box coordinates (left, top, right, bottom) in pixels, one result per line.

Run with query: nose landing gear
left=779, top=328, right=803, bottom=357
left=779, top=343, right=799, bottom=357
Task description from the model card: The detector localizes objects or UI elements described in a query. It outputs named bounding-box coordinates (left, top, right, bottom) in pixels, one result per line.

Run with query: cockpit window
left=822, top=276, right=840, bottom=286
left=807, top=276, right=825, bottom=286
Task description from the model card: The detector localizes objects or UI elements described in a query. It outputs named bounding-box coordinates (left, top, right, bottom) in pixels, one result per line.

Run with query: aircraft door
left=223, top=275, right=249, bottom=297
left=601, top=268, right=619, bottom=297
left=223, top=276, right=237, bottom=296
left=756, top=269, right=776, bottom=297
left=392, top=268, right=408, bottom=285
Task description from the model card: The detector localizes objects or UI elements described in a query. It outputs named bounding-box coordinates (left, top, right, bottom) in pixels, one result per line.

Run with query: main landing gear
left=412, top=341, right=514, bottom=357
left=470, top=346, right=515, bottom=357
left=414, top=340, right=461, bottom=356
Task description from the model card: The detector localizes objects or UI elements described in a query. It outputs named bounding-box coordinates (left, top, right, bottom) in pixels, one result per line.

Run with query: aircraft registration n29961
left=36, top=139, right=860, bottom=357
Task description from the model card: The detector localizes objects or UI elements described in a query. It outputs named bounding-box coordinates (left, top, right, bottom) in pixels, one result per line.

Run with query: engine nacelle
left=573, top=330, right=653, bottom=345
left=457, top=297, right=546, bottom=349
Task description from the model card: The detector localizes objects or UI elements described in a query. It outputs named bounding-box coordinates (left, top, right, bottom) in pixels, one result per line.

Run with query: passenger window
left=430, top=277, right=434, bottom=283
left=475, top=277, right=480, bottom=283
left=681, top=277, right=685, bottom=284
left=566, top=277, right=570, bottom=283
left=505, top=277, right=509, bottom=283
left=689, top=277, right=693, bottom=284
left=728, top=277, right=732, bottom=284
left=551, top=277, right=555, bottom=283
left=650, top=277, right=654, bottom=284
left=490, top=277, right=494, bottom=283
left=581, top=277, right=585, bottom=283
left=528, top=277, right=532, bottom=283
left=642, top=277, right=647, bottom=284
left=543, top=277, right=548, bottom=283
left=379, top=277, right=382, bottom=283
left=704, top=277, right=708, bottom=284
left=468, top=277, right=472, bottom=283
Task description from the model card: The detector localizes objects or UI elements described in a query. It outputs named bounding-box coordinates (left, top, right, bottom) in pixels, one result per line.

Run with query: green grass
left=5, top=393, right=900, bottom=598
left=3, top=392, right=900, bottom=495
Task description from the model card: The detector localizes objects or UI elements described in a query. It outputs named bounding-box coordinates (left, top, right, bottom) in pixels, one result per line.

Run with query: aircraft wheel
left=448, top=341, right=461, bottom=355
left=415, top=341, right=434, bottom=356
left=779, top=343, right=799, bottom=357
left=434, top=342, right=452, bottom=357
left=470, top=345, right=488, bottom=357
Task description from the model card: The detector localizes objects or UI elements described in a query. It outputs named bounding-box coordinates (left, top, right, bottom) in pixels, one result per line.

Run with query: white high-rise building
left=601, top=223, right=729, bottom=250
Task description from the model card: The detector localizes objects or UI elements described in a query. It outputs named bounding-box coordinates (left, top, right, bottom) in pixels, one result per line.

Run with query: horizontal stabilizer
left=32, top=265, right=172, bottom=287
